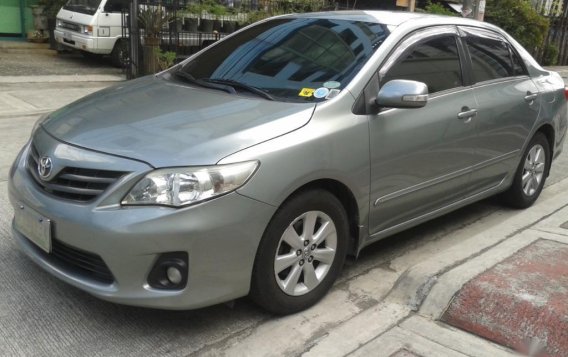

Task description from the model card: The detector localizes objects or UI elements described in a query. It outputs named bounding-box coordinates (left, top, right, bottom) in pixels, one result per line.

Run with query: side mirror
left=375, top=79, right=428, bottom=109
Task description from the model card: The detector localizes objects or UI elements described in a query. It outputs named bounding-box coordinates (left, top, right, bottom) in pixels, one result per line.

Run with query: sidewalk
left=306, top=178, right=568, bottom=356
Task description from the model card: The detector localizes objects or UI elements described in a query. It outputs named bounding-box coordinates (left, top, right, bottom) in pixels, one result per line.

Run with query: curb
left=0, top=74, right=126, bottom=84
left=386, top=176, right=568, bottom=314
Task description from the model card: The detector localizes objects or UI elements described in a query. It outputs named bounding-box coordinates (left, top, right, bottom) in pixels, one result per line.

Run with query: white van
left=54, top=0, right=129, bottom=66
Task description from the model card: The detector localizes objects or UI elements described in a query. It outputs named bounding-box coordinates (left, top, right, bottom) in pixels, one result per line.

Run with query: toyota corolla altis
left=9, top=11, right=567, bottom=314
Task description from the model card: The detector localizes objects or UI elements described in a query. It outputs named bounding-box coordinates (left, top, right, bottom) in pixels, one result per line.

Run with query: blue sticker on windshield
left=313, top=87, right=330, bottom=99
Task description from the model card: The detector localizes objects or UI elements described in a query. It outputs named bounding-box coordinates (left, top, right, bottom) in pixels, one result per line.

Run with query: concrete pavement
left=1, top=47, right=568, bottom=356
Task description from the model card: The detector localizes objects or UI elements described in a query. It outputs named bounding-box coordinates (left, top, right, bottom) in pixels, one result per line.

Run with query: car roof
left=288, top=10, right=427, bottom=26
left=286, top=10, right=488, bottom=28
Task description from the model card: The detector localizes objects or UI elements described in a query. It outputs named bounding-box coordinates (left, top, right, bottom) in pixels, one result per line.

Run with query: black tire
left=110, top=39, right=129, bottom=68
left=250, top=190, right=349, bottom=315
left=502, top=132, right=550, bottom=209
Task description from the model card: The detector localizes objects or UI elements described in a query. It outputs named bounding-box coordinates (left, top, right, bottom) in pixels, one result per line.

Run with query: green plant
left=154, top=48, right=177, bottom=71
left=138, top=5, right=175, bottom=39
left=542, top=44, right=559, bottom=66
left=246, top=10, right=269, bottom=24
left=424, top=1, right=456, bottom=16
left=185, top=2, right=204, bottom=15
left=485, top=0, right=549, bottom=53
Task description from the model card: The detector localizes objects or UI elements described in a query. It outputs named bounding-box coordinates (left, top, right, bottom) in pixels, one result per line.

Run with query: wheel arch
left=279, top=178, right=362, bottom=257
left=536, top=123, right=555, bottom=176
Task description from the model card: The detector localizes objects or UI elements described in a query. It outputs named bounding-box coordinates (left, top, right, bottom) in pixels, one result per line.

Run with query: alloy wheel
left=522, top=144, right=546, bottom=196
left=273, top=211, right=337, bottom=296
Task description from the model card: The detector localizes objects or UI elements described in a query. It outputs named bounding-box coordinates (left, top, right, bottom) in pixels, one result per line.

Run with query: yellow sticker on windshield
left=299, top=88, right=315, bottom=97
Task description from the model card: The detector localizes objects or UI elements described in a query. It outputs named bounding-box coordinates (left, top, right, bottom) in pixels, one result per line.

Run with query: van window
left=382, top=35, right=463, bottom=94
left=104, top=0, right=129, bottom=12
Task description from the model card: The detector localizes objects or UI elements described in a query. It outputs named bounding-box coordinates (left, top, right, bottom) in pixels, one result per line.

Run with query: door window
left=382, top=35, right=463, bottom=94
left=464, top=34, right=526, bottom=83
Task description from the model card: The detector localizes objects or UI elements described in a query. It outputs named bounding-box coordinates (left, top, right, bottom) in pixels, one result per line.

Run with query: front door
left=368, top=28, right=478, bottom=235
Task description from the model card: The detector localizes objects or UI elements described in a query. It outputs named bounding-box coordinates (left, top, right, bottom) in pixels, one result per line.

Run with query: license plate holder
left=63, top=31, right=72, bottom=40
left=14, top=203, right=52, bottom=253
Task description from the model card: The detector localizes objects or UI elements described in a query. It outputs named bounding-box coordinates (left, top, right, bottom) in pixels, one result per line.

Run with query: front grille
left=27, top=145, right=127, bottom=202
left=60, top=21, right=81, bottom=32
left=51, top=238, right=114, bottom=284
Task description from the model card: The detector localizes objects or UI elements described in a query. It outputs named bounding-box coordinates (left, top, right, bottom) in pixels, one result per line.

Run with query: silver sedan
left=8, top=11, right=567, bottom=314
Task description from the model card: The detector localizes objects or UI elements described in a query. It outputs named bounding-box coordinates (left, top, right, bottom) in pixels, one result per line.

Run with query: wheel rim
left=522, top=144, right=546, bottom=197
left=273, top=211, right=337, bottom=296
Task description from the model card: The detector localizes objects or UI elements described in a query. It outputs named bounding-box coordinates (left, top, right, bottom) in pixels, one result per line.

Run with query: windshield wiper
left=173, top=71, right=236, bottom=95
left=204, top=79, right=275, bottom=101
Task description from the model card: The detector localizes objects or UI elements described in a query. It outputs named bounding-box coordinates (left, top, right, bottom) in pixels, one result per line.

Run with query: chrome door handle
left=524, top=93, right=538, bottom=103
left=457, top=108, right=477, bottom=120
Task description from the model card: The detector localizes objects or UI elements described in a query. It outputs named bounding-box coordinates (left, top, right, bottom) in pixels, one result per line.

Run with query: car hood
left=41, top=76, right=315, bottom=167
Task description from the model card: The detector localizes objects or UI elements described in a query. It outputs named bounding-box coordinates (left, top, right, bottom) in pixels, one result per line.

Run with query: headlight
left=83, top=25, right=93, bottom=35
left=122, top=161, right=259, bottom=207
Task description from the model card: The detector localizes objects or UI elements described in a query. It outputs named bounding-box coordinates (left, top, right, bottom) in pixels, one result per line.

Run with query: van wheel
left=250, top=190, right=348, bottom=315
left=502, top=132, right=550, bottom=209
left=111, top=39, right=129, bottom=68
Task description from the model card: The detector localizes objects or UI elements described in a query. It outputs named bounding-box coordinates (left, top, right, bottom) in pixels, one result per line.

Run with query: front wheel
left=502, top=132, right=550, bottom=209
left=250, top=190, right=348, bottom=315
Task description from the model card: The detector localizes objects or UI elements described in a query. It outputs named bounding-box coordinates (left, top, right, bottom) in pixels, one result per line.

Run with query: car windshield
left=63, top=0, right=102, bottom=15
left=175, top=17, right=390, bottom=103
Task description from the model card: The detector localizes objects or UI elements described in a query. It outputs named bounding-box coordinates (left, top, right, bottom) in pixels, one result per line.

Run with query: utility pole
left=473, top=0, right=486, bottom=21
left=462, top=0, right=485, bottom=21
left=129, top=0, right=139, bottom=79
left=462, top=0, right=473, bottom=17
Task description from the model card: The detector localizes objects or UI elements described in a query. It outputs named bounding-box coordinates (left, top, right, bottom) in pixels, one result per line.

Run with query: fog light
left=147, top=252, right=188, bottom=290
left=167, top=266, right=182, bottom=284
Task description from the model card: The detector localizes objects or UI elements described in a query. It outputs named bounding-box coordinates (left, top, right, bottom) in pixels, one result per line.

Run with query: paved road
left=0, top=80, right=567, bottom=356
left=0, top=42, right=122, bottom=77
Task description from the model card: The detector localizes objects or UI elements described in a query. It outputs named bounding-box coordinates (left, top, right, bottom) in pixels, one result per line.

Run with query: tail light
left=564, top=87, right=568, bottom=101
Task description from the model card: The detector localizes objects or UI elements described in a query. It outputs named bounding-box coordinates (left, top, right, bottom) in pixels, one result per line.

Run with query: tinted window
left=177, top=18, right=389, bottom=102
left=465, top=35, right=517, bottom=83
left=382, top=36, right=463, bottom=94
left=511, top=45, right=527, bottom=76
left=104, top=0, right=129, bottom=12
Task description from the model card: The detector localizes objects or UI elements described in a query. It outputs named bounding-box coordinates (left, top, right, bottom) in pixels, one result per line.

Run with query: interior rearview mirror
left=375, top=79, right=429, bottom=109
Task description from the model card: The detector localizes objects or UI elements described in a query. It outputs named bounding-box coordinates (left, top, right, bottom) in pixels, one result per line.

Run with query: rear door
left=460, top=27, right=541, bottom=193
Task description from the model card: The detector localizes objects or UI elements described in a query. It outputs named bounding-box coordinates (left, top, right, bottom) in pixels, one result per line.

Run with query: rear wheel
left=502, top=132, right=550, bottom=208
left=110, top=39, right=129, bottom=68
left=250, top=190, right=348, bottom=315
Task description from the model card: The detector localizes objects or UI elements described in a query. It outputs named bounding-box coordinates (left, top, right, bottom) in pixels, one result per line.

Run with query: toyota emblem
left=38, top=156, right=53, bottom=180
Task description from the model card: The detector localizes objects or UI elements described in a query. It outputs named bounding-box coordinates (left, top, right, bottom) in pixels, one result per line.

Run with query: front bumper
left=54, top=28, right=112, bottom=54
left=8, top=132, right=276, bottom=310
